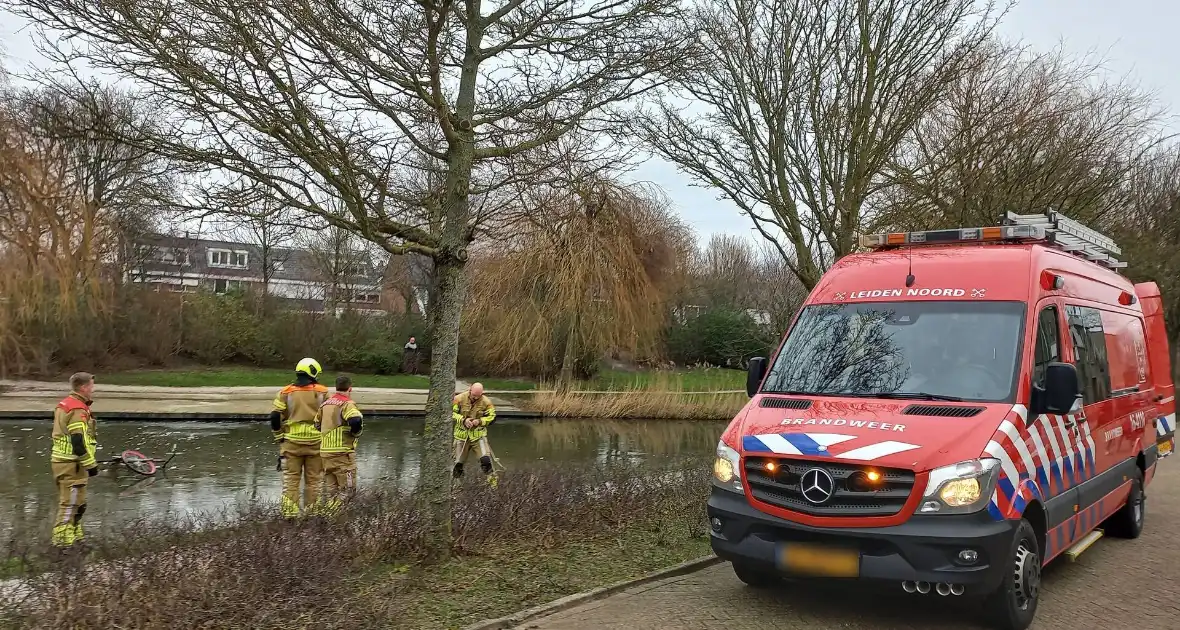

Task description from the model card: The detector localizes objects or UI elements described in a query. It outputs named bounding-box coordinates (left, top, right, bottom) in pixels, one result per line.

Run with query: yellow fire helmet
left=295, top=357, right=322, bottom=379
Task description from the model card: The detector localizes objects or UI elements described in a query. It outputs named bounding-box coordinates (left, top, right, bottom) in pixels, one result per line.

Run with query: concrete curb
left=461, top=554, right=722, bottom=630
left=0, top=409, right=542, bottom=422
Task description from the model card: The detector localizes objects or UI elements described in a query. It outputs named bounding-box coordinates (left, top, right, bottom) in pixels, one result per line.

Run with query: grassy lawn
left=96, top=367, right=537, bottom=390
left=391, top=526, right=710, bottom=629
left=87, top=366, right=742, bottom=392
left=585, top=367, right=746, bottom=391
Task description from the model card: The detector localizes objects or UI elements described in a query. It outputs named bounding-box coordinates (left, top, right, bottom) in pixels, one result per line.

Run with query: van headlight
left=918, top=458, right=1000, bottom=514
left=713, top=440, right=743, bottom=493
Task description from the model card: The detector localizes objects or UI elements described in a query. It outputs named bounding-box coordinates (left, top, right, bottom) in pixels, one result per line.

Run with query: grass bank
left=525, top=372, right=748, bottom=420
left=586, top=367, right=745, bottom=392
left=90, top=367, right=537, bottom=391
left=75, top=366, right=745, bottom=395
left=0, top=458, right=711, bottom=629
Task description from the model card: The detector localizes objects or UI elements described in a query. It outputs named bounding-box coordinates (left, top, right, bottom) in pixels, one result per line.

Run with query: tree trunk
left=558, top=310, right=579, bottom=393
left=417, top=255, right=467, bottom=560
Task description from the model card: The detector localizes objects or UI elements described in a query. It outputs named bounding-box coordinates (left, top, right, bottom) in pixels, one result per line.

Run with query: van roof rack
left=858, top=211, right=1126, bottom=271
left=1002, top=212, right=1125, bottom=269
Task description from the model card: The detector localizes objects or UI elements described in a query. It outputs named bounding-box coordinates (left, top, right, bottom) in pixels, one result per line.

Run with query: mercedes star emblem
left=800, top=468, right=835, bottom=504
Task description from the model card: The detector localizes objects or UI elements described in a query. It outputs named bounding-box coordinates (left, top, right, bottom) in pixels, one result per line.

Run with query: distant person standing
left=403, top=336, right=420, bottom=374
left=50, top=372, right=99, bottom=548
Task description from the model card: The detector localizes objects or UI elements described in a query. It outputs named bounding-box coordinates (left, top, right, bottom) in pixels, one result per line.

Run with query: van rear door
left=1134, top=282, right=1175, bottom=457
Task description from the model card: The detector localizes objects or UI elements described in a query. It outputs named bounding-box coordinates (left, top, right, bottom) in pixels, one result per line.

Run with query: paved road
left=518, top=460, right=1180, bottom=630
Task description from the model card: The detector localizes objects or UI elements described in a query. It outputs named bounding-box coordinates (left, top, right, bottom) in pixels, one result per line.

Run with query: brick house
left=129, top=232, right=425, bottom=315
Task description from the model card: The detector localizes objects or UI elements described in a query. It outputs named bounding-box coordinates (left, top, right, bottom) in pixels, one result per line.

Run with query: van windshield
left=761, top=301, right=1026, bottom=402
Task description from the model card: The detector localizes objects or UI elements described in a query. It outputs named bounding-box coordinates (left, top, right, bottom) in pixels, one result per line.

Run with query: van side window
left=1032, top=307, right=1060, bottom=388
left=1065, top=305, right=1112, bottom=405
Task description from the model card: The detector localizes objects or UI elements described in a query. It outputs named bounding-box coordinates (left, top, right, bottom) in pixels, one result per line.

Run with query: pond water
left=0, top=418, right=725, bottom=537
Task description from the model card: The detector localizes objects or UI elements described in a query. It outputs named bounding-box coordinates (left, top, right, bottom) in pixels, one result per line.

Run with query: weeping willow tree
left=0, top=86, right=109, bottom=375
left=464, top=179, right=693, bottom=389
left=0, top=81, right=161, bottom=375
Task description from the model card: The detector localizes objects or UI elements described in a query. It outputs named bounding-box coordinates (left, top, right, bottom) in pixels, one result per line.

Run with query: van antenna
left=904, top=242, right=916, bottom=288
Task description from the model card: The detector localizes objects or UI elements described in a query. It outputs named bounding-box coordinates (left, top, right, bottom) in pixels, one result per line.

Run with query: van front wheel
left=985, top=519, right=1040, bottom=630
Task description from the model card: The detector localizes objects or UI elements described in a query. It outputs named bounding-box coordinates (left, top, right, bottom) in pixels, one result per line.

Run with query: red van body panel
left=1135, top=281, right=1176, bottom=463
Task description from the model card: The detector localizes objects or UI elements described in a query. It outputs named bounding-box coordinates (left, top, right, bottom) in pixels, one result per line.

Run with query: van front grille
left=743, top=457, right=915, bottom=517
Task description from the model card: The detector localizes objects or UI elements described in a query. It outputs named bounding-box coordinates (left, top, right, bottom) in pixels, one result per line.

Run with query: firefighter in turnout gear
left=270, top=358, right=329, bottom=518
left=50, top=372, right=99, bottom=547
left=452, top=382, right=497, bottom=483
left=318, top=374, right=363, bottom=516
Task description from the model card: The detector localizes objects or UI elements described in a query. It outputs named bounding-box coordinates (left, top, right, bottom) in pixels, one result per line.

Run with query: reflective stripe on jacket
left=51, top=393, right=97, bottom=467
left=272, top=384, right=329, bottom=444
left=452, top=392, right=496, bottom=441
left=320, top=394, right=363, bottom=453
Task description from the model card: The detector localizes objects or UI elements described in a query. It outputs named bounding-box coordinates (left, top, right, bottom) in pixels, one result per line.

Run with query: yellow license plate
left=1160, top=439, right=1173, bottom=457
left=777, top=543, right=860, bottom=578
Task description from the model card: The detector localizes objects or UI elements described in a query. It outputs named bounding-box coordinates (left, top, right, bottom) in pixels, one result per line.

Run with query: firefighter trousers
left=321, top=452, right=357, bottom=515
left=453, top=437, right=494, bottom=475
left=279, top=440, right=323, bottom=517
left=51, top=461, right=89, bottom=546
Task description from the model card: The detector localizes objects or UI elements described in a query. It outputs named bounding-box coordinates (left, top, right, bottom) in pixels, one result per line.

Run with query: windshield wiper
left=865, top=391, right=964, bottom=402
left=763, top=390, right=835, bottom=397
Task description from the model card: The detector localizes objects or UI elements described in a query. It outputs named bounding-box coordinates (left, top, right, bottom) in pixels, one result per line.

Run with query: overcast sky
left=3, top=0, right=1176, bottom=244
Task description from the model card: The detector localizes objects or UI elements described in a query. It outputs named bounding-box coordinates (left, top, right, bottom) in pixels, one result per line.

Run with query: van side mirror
left=1031, top=362, right=1080, bottom=416
left=747, top=357, right=767, bottom=398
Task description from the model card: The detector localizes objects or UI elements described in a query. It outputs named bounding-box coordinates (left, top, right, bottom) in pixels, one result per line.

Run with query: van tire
left=732, top=562, right=780, bottom=589
left=1104, top=468, right=1145, bottom=539
left=984, top=519, right=1040, bottom=630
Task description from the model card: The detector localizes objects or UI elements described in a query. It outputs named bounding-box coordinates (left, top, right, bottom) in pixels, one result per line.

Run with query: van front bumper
left=707, top=486, right=1017, bottom=592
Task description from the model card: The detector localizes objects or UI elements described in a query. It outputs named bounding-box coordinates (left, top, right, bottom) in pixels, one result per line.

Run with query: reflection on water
left=0, top=418, right=725, bottom=536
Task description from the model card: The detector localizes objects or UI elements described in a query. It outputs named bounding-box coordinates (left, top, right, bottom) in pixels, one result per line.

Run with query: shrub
left=665, top=308, right=774, bottom=367
left=0, top=458, right=710, bottom=629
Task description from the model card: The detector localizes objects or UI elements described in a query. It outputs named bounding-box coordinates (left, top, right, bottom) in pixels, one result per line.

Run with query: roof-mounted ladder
left=1003, top=211, right=1126, bottom=270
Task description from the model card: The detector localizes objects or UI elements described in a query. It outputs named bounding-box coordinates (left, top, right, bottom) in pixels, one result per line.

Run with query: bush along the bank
left=665, top=308, right=775, bottom=369
left=0, top=458, right=712, bottom=629
left=0, top=282, right=431, bottom=378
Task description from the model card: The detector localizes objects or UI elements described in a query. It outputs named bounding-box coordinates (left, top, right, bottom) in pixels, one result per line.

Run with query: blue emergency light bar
left=859, top=224, right=1046, bottom=249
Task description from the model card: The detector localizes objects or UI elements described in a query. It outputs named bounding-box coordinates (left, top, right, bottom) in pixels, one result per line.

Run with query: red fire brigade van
left=708, top=212, right=1175, bottom=630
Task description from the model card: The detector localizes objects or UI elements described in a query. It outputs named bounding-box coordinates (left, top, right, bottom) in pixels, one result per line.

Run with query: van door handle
left=1154, top=395, right=1164, bottom=402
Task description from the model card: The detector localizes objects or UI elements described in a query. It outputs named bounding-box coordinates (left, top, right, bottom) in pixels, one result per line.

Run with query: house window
left=208, top=249, right=249, bottom=268
left=157, top=248, right=190, bottom=265
left=214, top=279, right=245, bottom=294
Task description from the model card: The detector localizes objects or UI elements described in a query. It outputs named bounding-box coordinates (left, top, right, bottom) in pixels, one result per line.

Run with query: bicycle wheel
left=120, top=450, right=158, bottom=476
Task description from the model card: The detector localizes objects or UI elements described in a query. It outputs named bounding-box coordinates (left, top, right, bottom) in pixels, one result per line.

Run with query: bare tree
left=749, top=240, right=807, bottom=333
left=7, top=81, right=176, bottom=282
left=878, top=41, right=1165, bottom=232
left=639, top=0, right=1003, bottom=289
left=10, top=0, right=692, bottom=552
left=209, top=186, right=299, bottom=307
left=303, top=223, right=374, bottom=313
left=1105, top=143, right=1180, bottom=370
left=692, top=234, right=759, bottom=309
